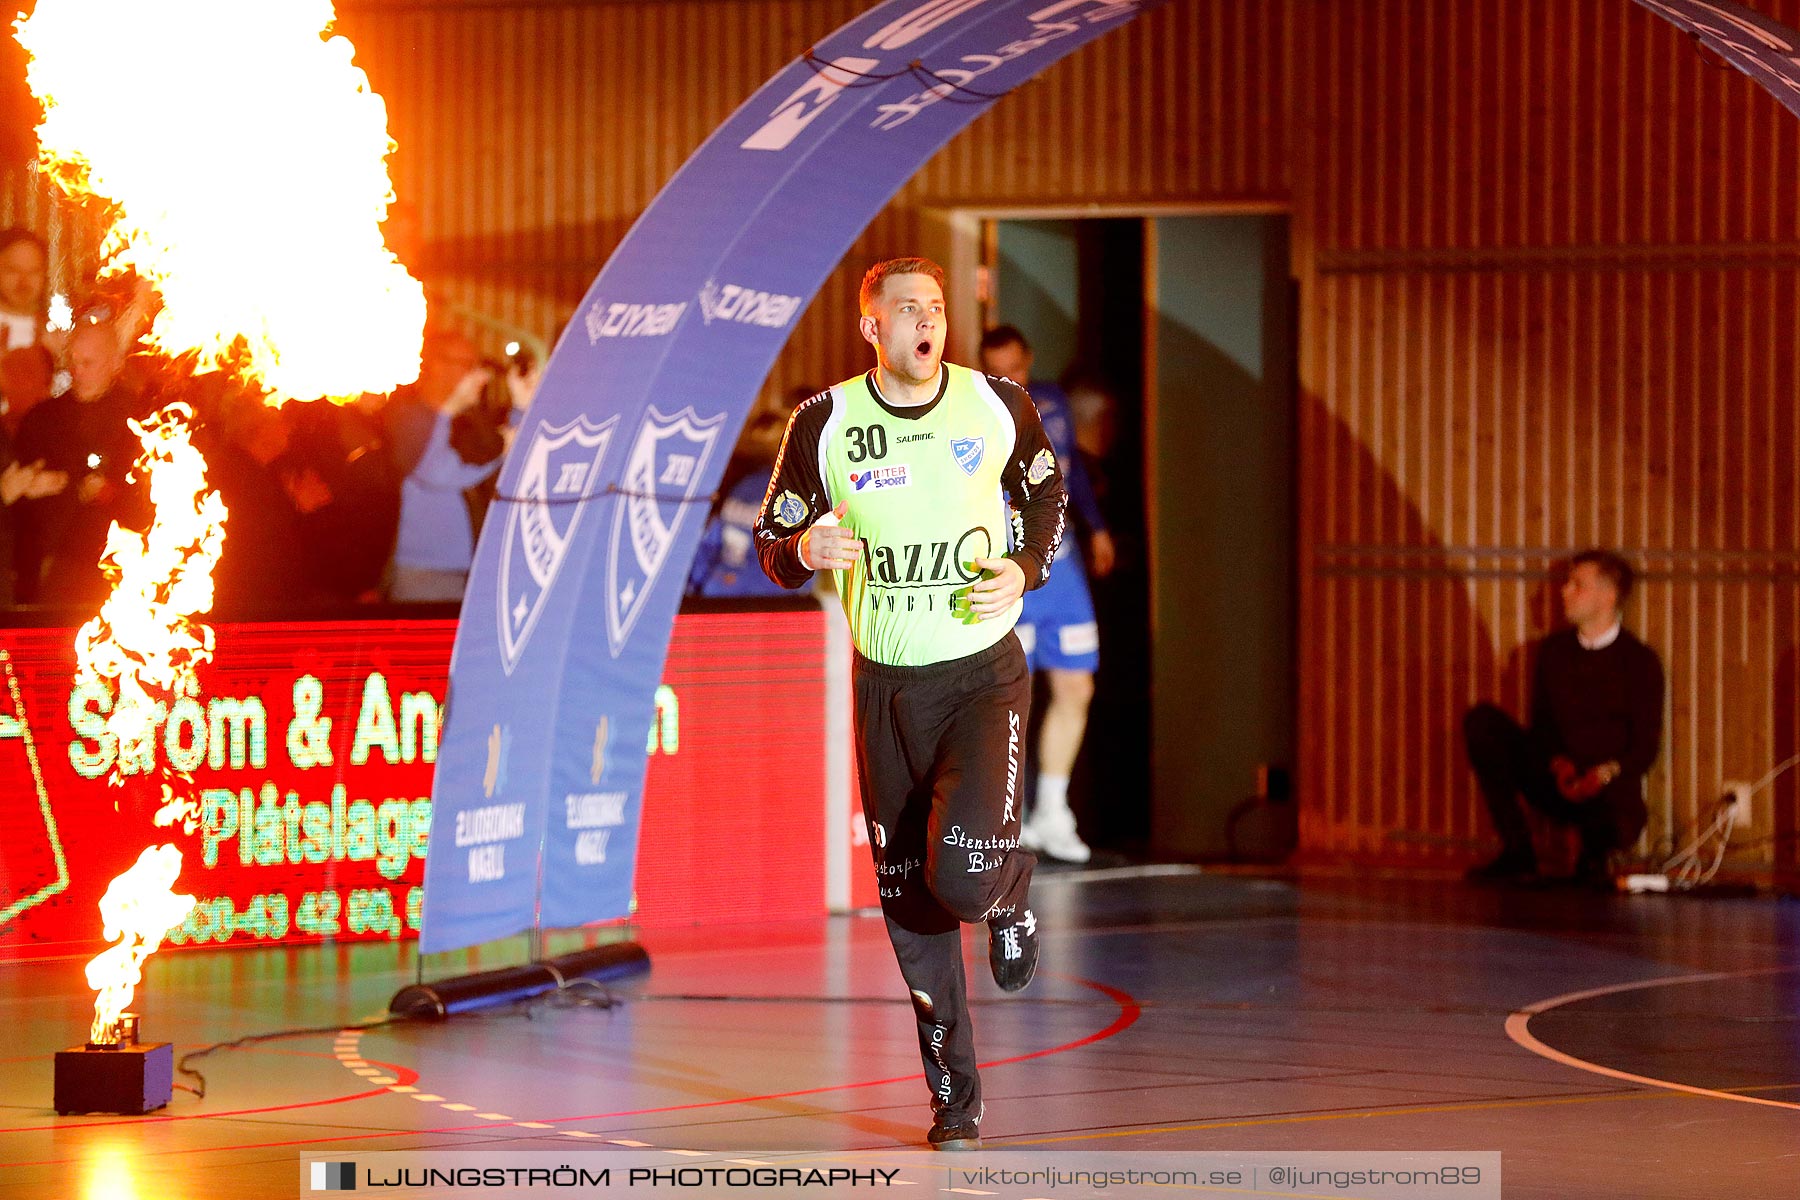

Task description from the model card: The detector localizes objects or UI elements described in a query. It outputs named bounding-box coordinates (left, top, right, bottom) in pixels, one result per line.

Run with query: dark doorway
left=984, top=213, right=1297, bottom=862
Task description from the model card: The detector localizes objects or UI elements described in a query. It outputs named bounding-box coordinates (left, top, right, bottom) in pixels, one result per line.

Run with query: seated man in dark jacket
left=1465, top=549, right=1664, bottom=885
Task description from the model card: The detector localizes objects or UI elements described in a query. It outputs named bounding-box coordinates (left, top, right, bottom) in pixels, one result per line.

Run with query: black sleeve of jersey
left=990, top=376, right=1068, bottom=590
left=753, top=392, right=833, bottom=589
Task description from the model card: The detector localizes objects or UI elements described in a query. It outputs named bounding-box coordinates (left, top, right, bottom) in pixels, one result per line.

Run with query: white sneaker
left=1018, top=820, right=1045, bottom=852
left=1030, top=808, right=1091, bottom=864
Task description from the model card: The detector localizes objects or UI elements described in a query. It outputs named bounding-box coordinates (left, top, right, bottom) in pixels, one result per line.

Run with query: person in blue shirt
left=978, top=326, right=1115, bottom=863
left=384, top=330, right=529, bottom=603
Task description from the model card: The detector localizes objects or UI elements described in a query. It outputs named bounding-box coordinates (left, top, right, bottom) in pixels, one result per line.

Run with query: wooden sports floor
left=1, top=868, right=1795, bottom=1198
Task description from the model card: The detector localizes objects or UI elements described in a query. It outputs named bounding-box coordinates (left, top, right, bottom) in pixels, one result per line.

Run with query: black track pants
left=1464, top=702, right=1647, bottom=865
left=853, top=633, right=1038, bottom=1123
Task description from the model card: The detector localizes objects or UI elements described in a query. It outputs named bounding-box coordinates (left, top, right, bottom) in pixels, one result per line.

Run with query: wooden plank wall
left=4, top=0, right=1797, bottom=876
left=1299, top=0, right=1800, bottom=877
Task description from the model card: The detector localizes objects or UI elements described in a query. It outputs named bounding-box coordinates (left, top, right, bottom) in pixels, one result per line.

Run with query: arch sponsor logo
left=738, top=0, right=995, bottom=152
left=863, top=0, right=993, bottom=50
left=697, top=279, right=804, bottom=329
left=583, top=299, right=686, bottom=341
left=497, top=416, right=619, bottom=675
left=607, top=407, right=727, bottom=656
left=738, top=55, right=880, bottom=152
left=870, top=0, right=1147, bottom=132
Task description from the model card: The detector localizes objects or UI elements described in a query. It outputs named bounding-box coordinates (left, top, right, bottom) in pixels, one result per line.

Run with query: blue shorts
left=1016, top=540, right=1099, bottom=673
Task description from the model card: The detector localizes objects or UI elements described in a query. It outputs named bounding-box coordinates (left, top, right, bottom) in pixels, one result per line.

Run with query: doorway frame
left=919, top=199, right=1294, bottom=631
left=918, top=201, right=1302, bottom=855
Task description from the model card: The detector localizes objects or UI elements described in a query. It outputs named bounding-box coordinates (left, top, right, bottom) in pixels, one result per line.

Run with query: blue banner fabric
left=1633, top=1, right=1800, bottom=118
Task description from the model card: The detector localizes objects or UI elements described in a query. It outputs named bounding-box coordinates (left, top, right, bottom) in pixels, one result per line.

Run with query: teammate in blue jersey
left=978, top=326, right=1115, bottom=863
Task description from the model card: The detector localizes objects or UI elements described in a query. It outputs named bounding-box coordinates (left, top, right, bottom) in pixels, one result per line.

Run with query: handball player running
left=756, top=257, right=1068, bottom=1150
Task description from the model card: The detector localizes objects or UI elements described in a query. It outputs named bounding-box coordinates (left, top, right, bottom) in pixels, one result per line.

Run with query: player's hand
left=28, top=466, right=68, bottom=499
left=1088, top=529, right=1117, bottom=578
left=1, top=460, right=37, bottom=505
left=968, top=555, right=1025, bottom=618
left=801, top=501, right=862, bottom=570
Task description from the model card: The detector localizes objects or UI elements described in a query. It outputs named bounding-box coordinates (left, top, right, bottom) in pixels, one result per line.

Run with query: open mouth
left=915, top=340, right=932, bottom=357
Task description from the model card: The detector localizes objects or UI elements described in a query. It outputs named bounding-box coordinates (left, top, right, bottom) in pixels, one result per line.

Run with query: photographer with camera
left=383, top=329, right=533, bottom=603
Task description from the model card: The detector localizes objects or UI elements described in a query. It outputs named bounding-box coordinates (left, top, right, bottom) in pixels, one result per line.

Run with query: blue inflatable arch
left=421, top=0, right=1800, bottom=953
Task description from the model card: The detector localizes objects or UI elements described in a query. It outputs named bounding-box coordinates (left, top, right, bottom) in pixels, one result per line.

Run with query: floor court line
left=3, top=973, right=1140, bottom=1164
left=1504, top=965, right=1800, bottom=1113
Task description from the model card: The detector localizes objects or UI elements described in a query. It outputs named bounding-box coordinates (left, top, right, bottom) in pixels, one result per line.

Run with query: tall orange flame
left=14, top=0, right=428, bottom=1041
left=73, top=403, right=228, bottom=772
left=84, top=845, right=196, bottom=1045
left=72, top=405, right=227, bottom=1041
left=15, top=0, right=425, bottom=402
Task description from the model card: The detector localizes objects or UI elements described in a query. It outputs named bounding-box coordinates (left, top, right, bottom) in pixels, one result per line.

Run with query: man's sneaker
left=1017, top=820, right=1045, bottom=853
left=927, top=1114, right=982, bottom=1151
left=988, top=908, right=1039, bottom=992
left=1030, top=808, right=1091, bottom=864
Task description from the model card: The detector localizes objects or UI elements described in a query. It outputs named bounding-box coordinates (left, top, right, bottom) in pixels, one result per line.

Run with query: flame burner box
left=54, top=1043, right=174, bottom=1115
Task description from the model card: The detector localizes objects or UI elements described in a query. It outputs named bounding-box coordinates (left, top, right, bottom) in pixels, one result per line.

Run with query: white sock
left=1035, top=774, right=1071, bottom=821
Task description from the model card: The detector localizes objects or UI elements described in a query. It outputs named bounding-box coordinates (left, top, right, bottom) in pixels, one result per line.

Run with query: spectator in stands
left=1465, top=550, right=1665, bottom=887
left=8, top=319, right=152, bottom=604
left=383, top=329, right=526, bottom=602
left=1, top=342, right=53, bottom=434
left=0, top=343, right=57, bottom=605
left=194, top=388, right=312, bottom=615
left=0, top=228, right=48, bottom=353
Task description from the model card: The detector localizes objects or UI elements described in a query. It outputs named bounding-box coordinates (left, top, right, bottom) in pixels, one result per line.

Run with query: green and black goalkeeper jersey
left=755, top=363, right=1067, bottom=667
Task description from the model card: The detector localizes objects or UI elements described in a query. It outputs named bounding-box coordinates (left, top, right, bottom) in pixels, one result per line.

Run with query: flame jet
left=16, top=0, right=425, bottom=402
left=14, top=0, right=426, bottom=1042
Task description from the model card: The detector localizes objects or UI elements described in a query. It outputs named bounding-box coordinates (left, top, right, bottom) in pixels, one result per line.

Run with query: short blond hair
left=859, top=256, right=946, bottom=315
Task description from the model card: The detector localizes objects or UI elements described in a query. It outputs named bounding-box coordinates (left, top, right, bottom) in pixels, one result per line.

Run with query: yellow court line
left=1506, top=965, right=1800, bottom=1113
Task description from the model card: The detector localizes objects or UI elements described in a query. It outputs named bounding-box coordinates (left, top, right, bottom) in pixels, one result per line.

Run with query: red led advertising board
left=0, top=608, right=830, bottom=961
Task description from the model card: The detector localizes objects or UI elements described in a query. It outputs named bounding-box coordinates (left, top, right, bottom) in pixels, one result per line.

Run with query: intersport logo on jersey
left=850, top=464, right=911, bottom=491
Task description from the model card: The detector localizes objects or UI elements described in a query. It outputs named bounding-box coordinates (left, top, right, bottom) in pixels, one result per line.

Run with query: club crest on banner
left=952, top=436, right=984, bottom=477
left=497, top=415, right=618, bottom=675
left=607, top=406, right=727, bottom=655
